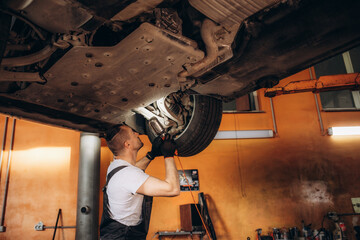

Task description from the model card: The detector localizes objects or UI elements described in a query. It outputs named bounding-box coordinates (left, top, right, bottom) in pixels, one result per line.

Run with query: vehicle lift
left=264, top=73, right=360, bottom=97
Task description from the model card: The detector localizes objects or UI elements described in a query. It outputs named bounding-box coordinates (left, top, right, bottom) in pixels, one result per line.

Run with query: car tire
left=146, top=95, right=223, bottom=157
left=0, top=12, right=11, bottom=66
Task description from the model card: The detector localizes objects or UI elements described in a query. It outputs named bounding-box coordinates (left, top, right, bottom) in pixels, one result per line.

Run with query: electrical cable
left=175, top=154, right=212, bottom=240
left=309, top=215, right=326, bottom=240
left=310, top=214, right=336, bottom=240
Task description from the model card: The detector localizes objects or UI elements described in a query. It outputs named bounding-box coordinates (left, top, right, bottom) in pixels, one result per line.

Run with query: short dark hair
left=105, top=124, right=124, bottom=142
left=105, top=124, right=130, bottom=156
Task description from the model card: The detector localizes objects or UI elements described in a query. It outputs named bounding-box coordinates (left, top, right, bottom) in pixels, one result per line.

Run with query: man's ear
left=123, top=140, right=130, bottom=149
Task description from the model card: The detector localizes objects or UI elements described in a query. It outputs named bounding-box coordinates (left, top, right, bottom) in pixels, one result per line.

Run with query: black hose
left=52, top=209, right=62, bottom=240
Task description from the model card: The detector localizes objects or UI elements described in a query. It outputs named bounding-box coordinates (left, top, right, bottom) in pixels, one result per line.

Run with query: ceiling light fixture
left=214, top=130, right=274, bottom=139
left=327, top=126, right=360, bottom=136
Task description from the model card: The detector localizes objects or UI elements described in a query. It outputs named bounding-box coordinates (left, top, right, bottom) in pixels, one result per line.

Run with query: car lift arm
left=264, top=73, right=360, bottom=97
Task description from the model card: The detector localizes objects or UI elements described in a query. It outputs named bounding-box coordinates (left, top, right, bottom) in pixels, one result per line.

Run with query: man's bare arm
left=135, top=156, right=152, bottom=171
left=136, top=157, right=180, bottom=197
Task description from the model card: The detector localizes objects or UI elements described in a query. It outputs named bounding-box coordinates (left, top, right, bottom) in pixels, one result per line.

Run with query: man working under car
left=100, top=124, right=180, bottom=240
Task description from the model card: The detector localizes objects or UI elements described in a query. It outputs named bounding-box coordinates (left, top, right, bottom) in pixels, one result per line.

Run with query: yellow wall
left=0, top=69, right=359, bottom=239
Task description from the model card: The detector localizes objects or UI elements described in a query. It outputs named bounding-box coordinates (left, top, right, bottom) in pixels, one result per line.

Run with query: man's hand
left=146, top=136, right=163, bottom=160
left=137, top=134, right=180, bottom=197
left=161, top=134, right=176, bottom=158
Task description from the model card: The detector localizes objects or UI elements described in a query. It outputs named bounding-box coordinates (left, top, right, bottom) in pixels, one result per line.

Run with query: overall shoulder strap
left=103, top=166, right=128, bottom=191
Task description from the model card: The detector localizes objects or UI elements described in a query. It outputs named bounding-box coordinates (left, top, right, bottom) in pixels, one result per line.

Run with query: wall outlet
left=351, top=197, right=360, bottom=213
left=0, top=226, right=6, bottom=232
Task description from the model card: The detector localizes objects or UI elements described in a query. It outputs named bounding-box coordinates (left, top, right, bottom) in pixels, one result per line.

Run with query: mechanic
left=100, top=124, right=180, bottom=240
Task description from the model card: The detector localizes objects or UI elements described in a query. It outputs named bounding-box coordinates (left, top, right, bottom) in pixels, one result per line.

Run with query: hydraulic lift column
left=75, top=133, right=101, bottom=240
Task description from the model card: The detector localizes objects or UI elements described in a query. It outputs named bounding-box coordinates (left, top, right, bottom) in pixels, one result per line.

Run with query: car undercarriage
left=1, top=0, right=360, bottom=156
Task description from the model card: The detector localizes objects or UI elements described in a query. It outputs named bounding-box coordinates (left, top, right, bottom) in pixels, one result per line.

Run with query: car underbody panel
left=0, top=0, right=360, bottom=134
left=192, top=0, right=360, bottom=99
left=189, top=0, right=279, bottom=27
left=0, top=22, right=203, bottom=132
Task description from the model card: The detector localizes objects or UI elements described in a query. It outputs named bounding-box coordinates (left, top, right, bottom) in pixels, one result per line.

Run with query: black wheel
left=146, top=95, right=223, bottom=157
left=0, top=11, right=11, bottom=66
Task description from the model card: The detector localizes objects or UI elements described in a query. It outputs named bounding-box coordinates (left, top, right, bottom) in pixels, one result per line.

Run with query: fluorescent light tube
left=214, top=130, right=274, bottom=139
left=327, top=126, right=360, bottom=136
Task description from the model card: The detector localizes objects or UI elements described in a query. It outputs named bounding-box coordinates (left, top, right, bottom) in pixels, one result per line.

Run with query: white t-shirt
left=106, top=159, right=149, bottom=226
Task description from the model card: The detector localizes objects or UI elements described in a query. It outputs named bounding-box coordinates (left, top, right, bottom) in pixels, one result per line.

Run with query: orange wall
left=139, top=69, right=360, bottom=239
left=0, top=116, right=80, bottom=239
left=0, top=69, right=359, bottom=239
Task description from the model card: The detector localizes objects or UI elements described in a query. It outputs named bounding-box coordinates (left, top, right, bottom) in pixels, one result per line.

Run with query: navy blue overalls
left=100, top=166, right=153, bottom=240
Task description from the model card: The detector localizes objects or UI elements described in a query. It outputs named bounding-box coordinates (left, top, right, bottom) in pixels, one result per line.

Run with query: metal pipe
left=0, top=117, right=9, bottom=179
left=46, top=226, right=76, bottom=229
left=269, top=98, right=278, bottom=136
left=1, top=45, right=58, bottom=67
left=0, top=118, right=16, bottom=230
left=0, top=70, right=45, bottom=82
left=179, top=18, right=219, bottom=77
left=6, top=43, right=35, bottom=51
left=337, top=213, right=360, bottom=217
left=309, top=68, right=325, bottom=135
left=34, top=221, right=76, bottom=231
left=314, top=93, right=325, bottom=134
left=75, top=133, right=101, bottom=240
